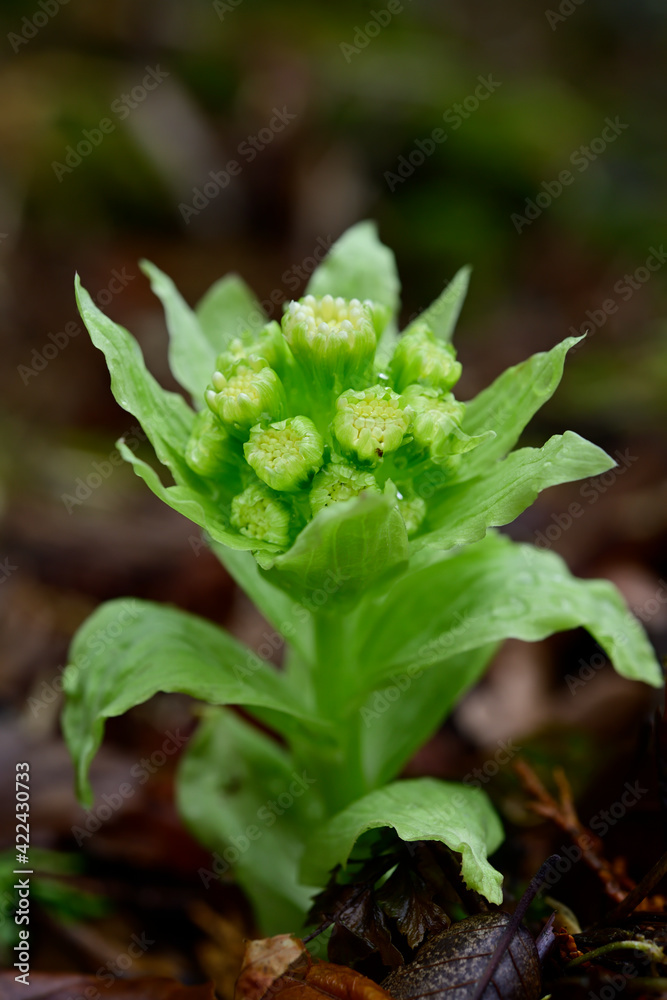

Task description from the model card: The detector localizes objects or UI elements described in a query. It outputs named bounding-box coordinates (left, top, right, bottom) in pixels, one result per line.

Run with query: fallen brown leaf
left=234, top=935, right=393, bottom=1000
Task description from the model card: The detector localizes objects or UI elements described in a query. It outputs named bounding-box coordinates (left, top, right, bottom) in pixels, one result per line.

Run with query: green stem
left=295, top=610, right=368, bottom=815
left=567, top=940, right=666, bottom=968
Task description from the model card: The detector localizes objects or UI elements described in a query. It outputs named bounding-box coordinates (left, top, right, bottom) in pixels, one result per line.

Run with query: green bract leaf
left=140, top=260, right=216, bottom=404
left=116, top=441, right=275, bottom=552
left=75, top=275, right=196, bottom=476
left=306, top=221, right=400, bottom=315
left=196, top=273, right=266, bottom=347
left=357, top=532, right=663, bottom=691
left=406, top=266, right=471, bottom=343
left=264, top=491, right=410, bottom=608
left=62, top=598, right=329, bottom=805
left=414, top=431, right=614, bottom=552
left=460, top=335, right=584, bottom=478
left=178, top=708, right=323, bottom=934
left=300, top=778, right=504, bottom=904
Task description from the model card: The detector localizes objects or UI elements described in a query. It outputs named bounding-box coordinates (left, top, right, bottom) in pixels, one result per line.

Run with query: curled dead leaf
left=234, top=935, right=393, bottom=1000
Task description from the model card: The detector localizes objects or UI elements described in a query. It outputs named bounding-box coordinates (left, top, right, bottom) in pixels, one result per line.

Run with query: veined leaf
left=413, top=431, right=614, bottom=553
left=196, top=273, right=266, bottom=346
left=460, top=335, right=584, bottom=477
left=178, top=708, right=323, bottom=934
left=62, top=599, right=330, bottom=805
left=140, top=261, right=216, bottom=405
left=357, top=532, right=663, bottom=691
left=300, top=779, right=504, bottom=904
left=306, top=221, right=400, bottom=315
left=406, top=266, right=471, bottom=343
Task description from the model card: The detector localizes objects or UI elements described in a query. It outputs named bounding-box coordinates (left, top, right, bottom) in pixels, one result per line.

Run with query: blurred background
left=0, top=0, right=666, bottom=989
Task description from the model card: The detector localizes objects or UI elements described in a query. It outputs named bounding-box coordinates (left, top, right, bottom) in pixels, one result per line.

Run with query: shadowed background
left=0, top=0, right=666, bottom=986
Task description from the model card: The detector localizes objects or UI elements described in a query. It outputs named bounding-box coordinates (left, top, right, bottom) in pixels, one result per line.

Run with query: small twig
left=513, top=759, right=628, bottom=903
left=600, top=849, right=667, bottom=926
left=470, top=854, right=561, bottom=1000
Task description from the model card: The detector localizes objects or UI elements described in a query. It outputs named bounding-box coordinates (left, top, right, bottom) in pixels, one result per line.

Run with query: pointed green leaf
left=413, top=431, right=614, bottom=553
left=406, top=266, right=471, bottom=343
left=178, top=708, right=323, bottom=934
left=117, top=441, right=276, bottom=553
left=300, top=778, right=504, bottom=904
left=357, top=533, right=663, bottom=691
left=265, top=491, right=409, bottom=608
left=62, top=599, right=330, bottom=806
left=196, top=273, right=267, bottom=346
left=140, top=260, right=216, bottom=405
left=460, top=335, right=584, bottom=477
left=75, top=275, right=195, bottom=475
left=306, top=221, right=400, bottom=314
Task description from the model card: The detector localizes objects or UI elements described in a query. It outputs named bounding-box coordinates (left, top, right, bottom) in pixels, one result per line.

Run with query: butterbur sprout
left=66, top=223, right=663, bottom=940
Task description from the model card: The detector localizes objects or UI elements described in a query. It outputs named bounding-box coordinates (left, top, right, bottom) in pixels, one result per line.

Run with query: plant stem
left=297, top=610, right=368, bottom=815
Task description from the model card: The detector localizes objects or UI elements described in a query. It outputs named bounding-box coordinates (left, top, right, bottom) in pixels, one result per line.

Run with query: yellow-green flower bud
left=332, top=385, right=412, bottom=464
left=282, top=294, right=376, bottom=386
left=217, top=322, right=292, bottom=377
left=401, top=385, right=488, bottom=460
left=390, top=323, right=462, bottom=393
left=244, top=415, right=324, bottom=492
left=185, top=408, right=238, bottom=479
left=397, top=491, right=427, bottom=537
left=309, top=461, right=379, bottom=516
left=205, top=358, right=285, bottom=435
left=231, top=482, right=292, bottom=548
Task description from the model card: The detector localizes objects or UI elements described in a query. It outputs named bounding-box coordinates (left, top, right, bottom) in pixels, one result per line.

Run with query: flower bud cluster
left=184, top=294, right=486, bottom=550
